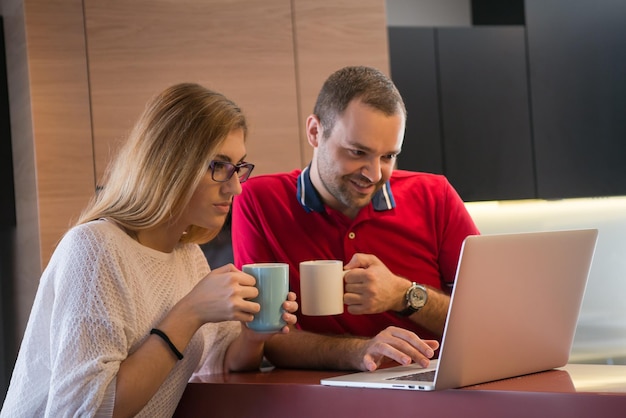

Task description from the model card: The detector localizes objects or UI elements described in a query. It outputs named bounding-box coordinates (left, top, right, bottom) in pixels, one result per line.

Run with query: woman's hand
left=225, top=292, right=298, bottom=371
left=183, top=264, right=262, bottom=326
left=240, top=291, right=298, bottom=342
left=277, top=291, right=299, bottom=331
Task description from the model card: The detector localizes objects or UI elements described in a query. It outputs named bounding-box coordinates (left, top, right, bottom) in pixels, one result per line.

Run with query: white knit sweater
left=1, top=220, right=240, bottom=417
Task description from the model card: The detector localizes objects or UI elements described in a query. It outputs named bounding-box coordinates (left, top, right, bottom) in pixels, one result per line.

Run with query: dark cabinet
left=390, top=0, right=626, bottom=201
left=437, top=27, right=535, bottom=201
left=526, top=0, right=626, bottom=199
left=390, top=26, right=535, bottom=201
left=388, top=28, right=443, bottom=176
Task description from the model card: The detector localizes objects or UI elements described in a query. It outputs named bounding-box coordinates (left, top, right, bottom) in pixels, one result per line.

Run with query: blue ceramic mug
left=242, top=263, right=289, bottom=332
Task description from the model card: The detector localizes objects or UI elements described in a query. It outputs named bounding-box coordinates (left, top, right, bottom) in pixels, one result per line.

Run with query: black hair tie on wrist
left=150, top=328, right=184, bottom=360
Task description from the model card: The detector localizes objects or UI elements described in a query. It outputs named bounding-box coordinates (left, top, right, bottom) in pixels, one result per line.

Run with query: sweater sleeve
left=190, top=321, right=241, bottom=380
left=44, top=225, right=134, bottom=416
left=188, top=250, right=242, bottom=380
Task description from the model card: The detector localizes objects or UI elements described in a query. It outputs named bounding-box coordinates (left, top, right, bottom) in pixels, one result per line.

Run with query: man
left=232, top=66, right=479, bottom=371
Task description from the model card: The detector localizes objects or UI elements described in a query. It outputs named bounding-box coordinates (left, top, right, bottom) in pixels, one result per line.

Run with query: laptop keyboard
left=387, top=370, right=436, bottom=382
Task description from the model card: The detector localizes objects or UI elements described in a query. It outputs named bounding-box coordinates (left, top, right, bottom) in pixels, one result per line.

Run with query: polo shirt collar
left=297, top=165, right=396, bottom=213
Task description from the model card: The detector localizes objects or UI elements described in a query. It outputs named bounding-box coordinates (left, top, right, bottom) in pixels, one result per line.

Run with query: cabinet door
left=526, top=0, right=626, bottom=198
left=437, top=27, right=535, bottom=201
left=389, top=27, right=443, bottom=175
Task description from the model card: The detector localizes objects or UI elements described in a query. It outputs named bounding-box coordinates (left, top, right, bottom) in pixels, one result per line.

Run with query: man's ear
left=306, top=114, right=322, bottom=148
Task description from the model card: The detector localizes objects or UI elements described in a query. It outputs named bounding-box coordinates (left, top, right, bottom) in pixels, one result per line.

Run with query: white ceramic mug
left=299, top=260, right=345, bottom=316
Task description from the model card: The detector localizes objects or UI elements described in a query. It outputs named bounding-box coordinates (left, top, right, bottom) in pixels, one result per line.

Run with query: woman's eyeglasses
left=209, top=160, right=255, bottom=183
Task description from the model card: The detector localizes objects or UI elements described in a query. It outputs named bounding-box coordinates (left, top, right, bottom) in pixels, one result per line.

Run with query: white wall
left=466, top=197, right=626, bottom=364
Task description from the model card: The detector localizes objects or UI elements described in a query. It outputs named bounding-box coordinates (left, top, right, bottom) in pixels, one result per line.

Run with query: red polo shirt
left=231, top=167, right=479, bottom=342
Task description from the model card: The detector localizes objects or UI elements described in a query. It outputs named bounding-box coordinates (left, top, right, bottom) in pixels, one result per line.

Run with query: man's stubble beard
left=316, top=152, right=379, bottom=211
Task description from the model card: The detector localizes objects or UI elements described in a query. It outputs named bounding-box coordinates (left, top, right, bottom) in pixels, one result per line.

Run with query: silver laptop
left=321, top=229, right=598, bottom=391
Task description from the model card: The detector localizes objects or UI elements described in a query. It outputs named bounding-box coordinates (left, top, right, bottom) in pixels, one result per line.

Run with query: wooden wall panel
left=26, top=0, right=94, bottom=256
left=292, top=0, right=390, bottom=165
left=3, top=0, right=389, bottom=346
left=3, top=0, right=93, bottom=337
left=84, top=0, right=301, bottom=180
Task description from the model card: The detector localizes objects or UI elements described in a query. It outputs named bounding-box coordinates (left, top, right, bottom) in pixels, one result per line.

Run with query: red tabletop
left=174, top=364, right=626, bottom=418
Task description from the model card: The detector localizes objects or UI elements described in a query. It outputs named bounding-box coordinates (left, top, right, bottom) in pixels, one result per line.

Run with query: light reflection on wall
left=465, top=196, right=626, bottom=364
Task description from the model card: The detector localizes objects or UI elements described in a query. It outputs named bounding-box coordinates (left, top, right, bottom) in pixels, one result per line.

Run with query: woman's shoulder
left=49, top=220, right=133, bottom=269
left=60, top=219, right=126, bottom=249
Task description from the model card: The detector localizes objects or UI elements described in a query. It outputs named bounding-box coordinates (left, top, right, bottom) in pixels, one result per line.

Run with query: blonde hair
left=78, top=83, right=248, bottom=244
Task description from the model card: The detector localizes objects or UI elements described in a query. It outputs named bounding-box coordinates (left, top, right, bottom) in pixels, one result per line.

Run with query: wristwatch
left=397, top=282, right=428, bottom=316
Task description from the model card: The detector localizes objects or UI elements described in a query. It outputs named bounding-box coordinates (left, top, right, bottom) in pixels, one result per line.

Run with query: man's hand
left=343, top=253, right=410, bottom=314
left=356, top=326, right=439, bottom=371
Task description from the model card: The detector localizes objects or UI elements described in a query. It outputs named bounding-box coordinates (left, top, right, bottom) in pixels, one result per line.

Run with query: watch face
left=408, top=286, right=427, bottom=309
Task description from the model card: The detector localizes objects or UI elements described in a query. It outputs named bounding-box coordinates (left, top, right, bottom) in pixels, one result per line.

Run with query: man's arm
left=397, top=285, right=450, bottom=340
left=343, top=253, right=449, bottom=339
left=263, top=326, right=438, bottom=372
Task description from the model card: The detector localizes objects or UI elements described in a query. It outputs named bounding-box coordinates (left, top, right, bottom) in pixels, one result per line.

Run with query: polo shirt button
left=348, top=232, right=356, bottom=239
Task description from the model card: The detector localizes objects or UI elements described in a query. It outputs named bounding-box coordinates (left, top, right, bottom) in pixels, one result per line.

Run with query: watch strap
left=397, top=304, right=419, bottom=317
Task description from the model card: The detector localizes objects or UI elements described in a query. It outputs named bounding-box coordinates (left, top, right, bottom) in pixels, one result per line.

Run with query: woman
left=1, top=83, right=298, bottom=417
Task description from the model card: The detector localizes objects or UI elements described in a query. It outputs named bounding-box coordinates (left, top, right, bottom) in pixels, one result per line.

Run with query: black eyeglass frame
left=208, top=160, right=255, bottom=183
